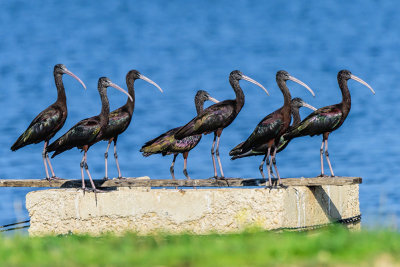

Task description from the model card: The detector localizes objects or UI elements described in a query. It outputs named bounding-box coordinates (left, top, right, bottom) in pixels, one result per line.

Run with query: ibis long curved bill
left=139, top=74, right=164, bottom=93
left=63, top=67, right=87, bottom=90
left=110, top=82, right=133, bottom=102
left=301, top=102, right=317, bottom=111
left=350, top=74, right=375, bottom=94
left=208, top=96, right=219, bottom=103
left=241, top=75, right=269, bottom=96
left=288, top=75, right=315, bottom=97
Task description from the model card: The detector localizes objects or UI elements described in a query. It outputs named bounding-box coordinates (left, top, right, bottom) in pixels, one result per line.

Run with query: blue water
left=0, top=0, right=399, bottom=230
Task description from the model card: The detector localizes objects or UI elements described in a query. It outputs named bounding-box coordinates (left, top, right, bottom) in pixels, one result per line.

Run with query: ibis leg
left=216, top=130, right=225, bottom=179
left=183, top=151, right=191, bottom=180
left=211, top=133, right=218, bottom=178
left=103, top=139, right=112, bottom=180
left=113, top=138, right=122, bottom=179
left=44, top=141, right=59, bottom=179
left=170, top=154, right=178, bottom=180
left=324, top=137, right=335, bottom=177
left=271, top=147, right=281, bottom=185
left=319, top=139, right=325, bottom=176
left=259, top=152, right=276, bottom=179
left=80, top=153, right=86, bottom=190
left=42, top=141, right=50, bottom=180
left=83, top=150, right=97, bottom=191
left=259, top=154, right=267, bottom=179
left=270, top=165, right=276, bottom=178
left=265, top=146, right=272, bottom=187
left=45, top=152, right=57, bottom=179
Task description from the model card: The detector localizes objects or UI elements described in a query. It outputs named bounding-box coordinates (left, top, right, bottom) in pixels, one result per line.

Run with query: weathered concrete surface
left=26, top=184, right=360, bottom=236
left=26, top=184, right=360, bottom=238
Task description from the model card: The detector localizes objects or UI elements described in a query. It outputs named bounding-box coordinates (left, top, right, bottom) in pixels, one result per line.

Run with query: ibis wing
left=140, top=127, right=180, bottom=156
left=47, top=117, right=101, bottom=156
left=175, top=101, right=235, bottom=139
left=11, top=105, right=65, bottom=150
left=172, top=135, right=202, bottom=153
left=285, top=106, right=342, bottom=139
left=102, top=109, right=132, bottom=140
left=141, top=126, right=202, bottom=156
left=237, top=114, right=283, bottom=154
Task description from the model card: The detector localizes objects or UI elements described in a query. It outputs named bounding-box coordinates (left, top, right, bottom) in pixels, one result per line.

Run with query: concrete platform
left=26, top=178, right=361, bottom=236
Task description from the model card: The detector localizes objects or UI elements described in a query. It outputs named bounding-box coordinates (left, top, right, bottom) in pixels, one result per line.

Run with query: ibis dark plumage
left=140, top=90, right=219, bottom=180
left=102, top=70, right=163, bottom=180
left=10, top=64, right=86, bottom=180
left=228, top=71, right=315, bottom=186
left=230, top=97, right=316, bottom=160
left=47, top=77, right=132, bottom=191
left=174, top=70, right=268, bottom=179
left=284, top=70, right=375, bottom=177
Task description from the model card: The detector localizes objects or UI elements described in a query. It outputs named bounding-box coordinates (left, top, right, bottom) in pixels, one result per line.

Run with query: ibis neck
left=338, top=76, right=351, bottom=116
left=123, top=79, right=136, bottom=115
left=291, top=107, right=301, bottom=125
left=277, top=79, right=292, bottom=122
left=278, top=79, right=292, bottom=108
left=99, top=89, right=110, bottom=127
left=54, top=73, right=67, bottom=104
left=195, top=99, right=206, bottom=114
left=230, top=77, right=245, bottom=113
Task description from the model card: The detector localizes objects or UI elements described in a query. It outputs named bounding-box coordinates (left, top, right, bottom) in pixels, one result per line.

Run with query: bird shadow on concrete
left=308, top=185, right=342, bottom=221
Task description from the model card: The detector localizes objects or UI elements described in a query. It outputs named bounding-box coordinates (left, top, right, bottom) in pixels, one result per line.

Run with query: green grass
left=1, top=226, right=399, bottom=266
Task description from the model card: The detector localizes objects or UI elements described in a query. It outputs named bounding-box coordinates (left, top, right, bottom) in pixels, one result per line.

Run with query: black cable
left=0, top=220, right=30, bottom=229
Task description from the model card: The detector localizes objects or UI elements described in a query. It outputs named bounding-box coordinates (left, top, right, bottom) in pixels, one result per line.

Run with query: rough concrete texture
left=26, top=184, right=360, bottom=236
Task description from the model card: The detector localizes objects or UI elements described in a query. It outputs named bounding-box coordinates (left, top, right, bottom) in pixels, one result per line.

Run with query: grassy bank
left=1, top=226, right=399, bottom=266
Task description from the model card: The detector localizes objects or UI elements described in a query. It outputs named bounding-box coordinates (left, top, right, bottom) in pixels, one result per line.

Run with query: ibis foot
left=46, top=176, right=64, bottom=181
left=82, top=188, right=106, bottom=193
left=279, top=184, right=288, bottom=189
left=265, top=185, right=273, bottom=191
left=216, top=176, right=230, bottom=187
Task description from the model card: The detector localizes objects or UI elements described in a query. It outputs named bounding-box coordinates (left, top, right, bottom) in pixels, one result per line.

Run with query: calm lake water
left=0, top=0, right=399, bottom=230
